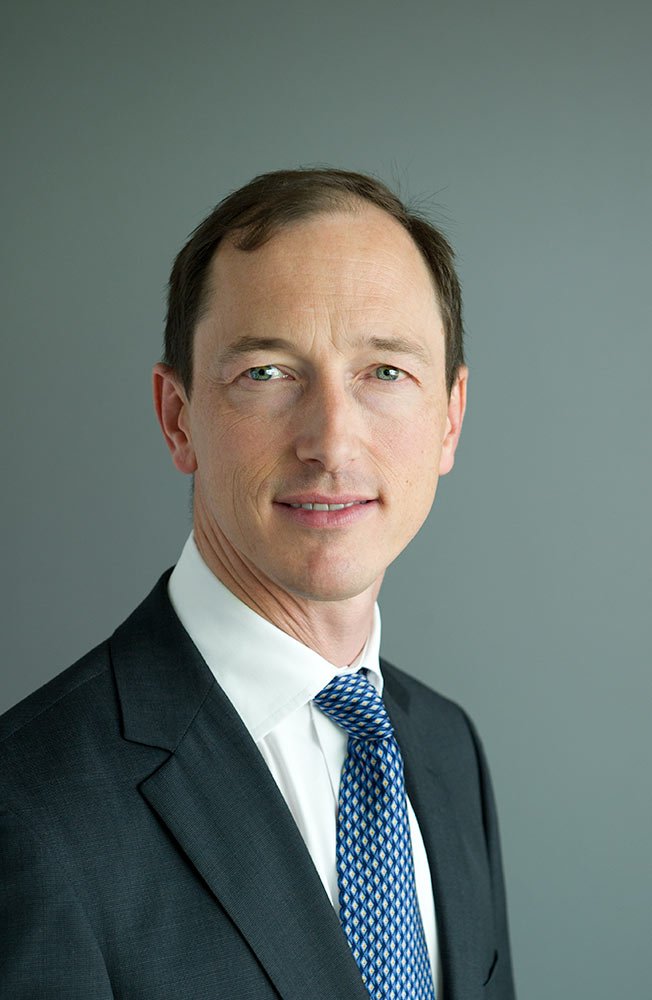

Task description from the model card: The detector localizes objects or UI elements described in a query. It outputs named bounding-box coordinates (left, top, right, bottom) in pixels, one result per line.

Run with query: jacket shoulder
left=0, top=569, right=176, bottom=754
left=0, top=641, right=112, bottom=747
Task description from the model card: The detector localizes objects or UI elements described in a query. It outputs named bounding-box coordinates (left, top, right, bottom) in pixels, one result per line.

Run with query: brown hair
left=164, top=168, right=464, bottom=394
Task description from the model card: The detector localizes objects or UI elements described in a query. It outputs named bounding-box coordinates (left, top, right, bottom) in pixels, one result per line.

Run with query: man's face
left=159, top=205, right=466, bottom=604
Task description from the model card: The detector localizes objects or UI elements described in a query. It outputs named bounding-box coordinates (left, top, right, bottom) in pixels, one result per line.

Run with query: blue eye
left=246, top=365, right=283, bottom=381
left=375, top=365, right=403, bottom=381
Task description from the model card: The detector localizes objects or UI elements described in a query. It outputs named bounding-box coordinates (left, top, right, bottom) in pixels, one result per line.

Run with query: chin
left=271, top=563, right=380, bottom=604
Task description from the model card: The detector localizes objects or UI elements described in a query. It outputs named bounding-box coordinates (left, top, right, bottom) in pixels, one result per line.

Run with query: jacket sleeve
left=0, top=805, right=114, bottom=998
left=464, top=712, right=518, bottom=999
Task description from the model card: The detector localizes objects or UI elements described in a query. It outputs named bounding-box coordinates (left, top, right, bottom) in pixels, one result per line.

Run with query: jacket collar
left=111, top=569, right=214, bottom=751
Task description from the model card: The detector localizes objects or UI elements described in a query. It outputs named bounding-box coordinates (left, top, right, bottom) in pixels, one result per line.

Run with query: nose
left=294, top=378, right=361, bottom=472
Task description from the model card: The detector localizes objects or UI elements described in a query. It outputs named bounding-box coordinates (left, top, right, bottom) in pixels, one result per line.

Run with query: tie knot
left=313, top=671, right=393, bottom=741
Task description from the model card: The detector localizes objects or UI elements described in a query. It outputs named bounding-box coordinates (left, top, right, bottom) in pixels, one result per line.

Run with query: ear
left=152, top=363, right=198, bottom=474
left=439, top=365, right=468, bottom=476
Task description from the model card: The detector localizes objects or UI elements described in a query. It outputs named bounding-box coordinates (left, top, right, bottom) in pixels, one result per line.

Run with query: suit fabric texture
left=0, top=571, right=516, bottom=999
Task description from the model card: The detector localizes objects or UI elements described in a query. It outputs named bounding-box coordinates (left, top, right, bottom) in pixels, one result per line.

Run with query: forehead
left=201, top=205, right=441, bottom=333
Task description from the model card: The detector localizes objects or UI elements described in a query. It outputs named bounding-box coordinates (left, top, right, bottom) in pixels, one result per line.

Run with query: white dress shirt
left=168, top=533, right=441, bottom=993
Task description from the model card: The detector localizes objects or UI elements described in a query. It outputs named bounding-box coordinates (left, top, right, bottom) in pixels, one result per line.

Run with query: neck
left=193, top=522, right=380, bottom=666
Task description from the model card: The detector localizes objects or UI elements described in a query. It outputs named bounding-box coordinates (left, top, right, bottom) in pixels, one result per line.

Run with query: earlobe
left=439, top=366, right=468, bottom=477
left=152, top=363, right=198, bottom=475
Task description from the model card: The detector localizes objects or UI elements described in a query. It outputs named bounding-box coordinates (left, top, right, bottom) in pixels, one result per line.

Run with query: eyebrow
left=365, top=336, right=432, bottom=366
left=216, top=334, right=432, bottom=367
left=216, top=337, right=297, bottom=367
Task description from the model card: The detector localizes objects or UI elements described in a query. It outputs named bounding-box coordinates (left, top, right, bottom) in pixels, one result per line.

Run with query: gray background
left=2, top=0, right=650, bottom=996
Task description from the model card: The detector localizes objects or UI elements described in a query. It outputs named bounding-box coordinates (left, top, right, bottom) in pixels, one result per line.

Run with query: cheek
left=193, top=407, right=287, bottom=505
left=372, top=408, right=443, bottom=490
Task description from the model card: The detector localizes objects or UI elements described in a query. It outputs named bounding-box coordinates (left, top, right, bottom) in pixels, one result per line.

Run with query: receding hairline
left=196, top=196, right=443, bottom=326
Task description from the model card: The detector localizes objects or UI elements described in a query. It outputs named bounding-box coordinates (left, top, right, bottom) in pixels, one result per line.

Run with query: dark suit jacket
left=0, top=571, right=515, bottom=999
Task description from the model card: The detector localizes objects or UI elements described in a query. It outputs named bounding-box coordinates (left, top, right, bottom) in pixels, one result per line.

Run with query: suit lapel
left=382, top=662, right=495, bottom=999
left=111, top=573, right=368, bottom=1000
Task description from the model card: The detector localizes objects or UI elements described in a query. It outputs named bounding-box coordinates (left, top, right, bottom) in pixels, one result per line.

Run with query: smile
left=287, top=501, right=369, bottom=511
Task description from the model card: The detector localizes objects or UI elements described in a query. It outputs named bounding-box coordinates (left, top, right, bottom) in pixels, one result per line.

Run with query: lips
left=274, top=496, right=378, bottom=527
left=286, top=500, right=370, bottom=511
left=277, top=493, right=374, bottom=506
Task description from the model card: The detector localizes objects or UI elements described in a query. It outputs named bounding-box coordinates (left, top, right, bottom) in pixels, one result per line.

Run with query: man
left=0, top=168, right=516, bottom=998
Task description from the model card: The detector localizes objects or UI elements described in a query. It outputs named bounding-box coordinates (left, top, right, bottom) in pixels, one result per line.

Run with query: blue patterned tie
left=314, top=671, right=436, bottom=999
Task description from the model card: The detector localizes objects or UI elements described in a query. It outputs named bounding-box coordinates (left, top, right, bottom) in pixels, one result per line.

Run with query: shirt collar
left=167, top=534, right=383, bottom=742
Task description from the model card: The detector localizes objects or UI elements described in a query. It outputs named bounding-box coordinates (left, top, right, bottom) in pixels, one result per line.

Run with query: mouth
left=274, top=496, right=378, bottom=526
left=284, top=500, right=371, bottom=512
